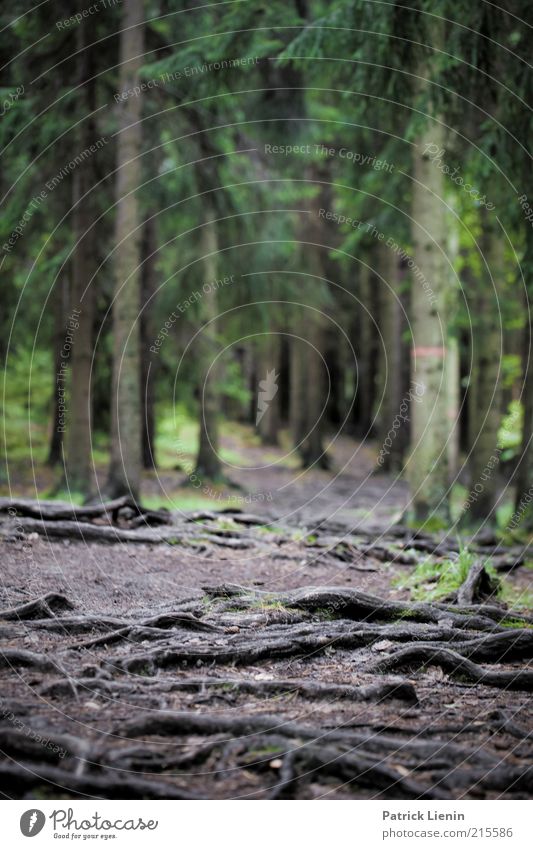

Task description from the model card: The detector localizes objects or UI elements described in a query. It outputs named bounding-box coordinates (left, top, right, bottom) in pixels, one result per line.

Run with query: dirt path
left=146, top=433, right=410, bottom=533
left=0, top=500, right=531, bottom=800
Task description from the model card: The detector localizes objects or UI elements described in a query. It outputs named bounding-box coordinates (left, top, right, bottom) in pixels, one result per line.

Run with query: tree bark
left=375, top=242, right=404, bottom=472
left=140, top=215, right=157, bottom=470
left=464, top=213, right=505, bottom=523
left=514, top=304, right=533, bottom=530
left=513, top=212, right=533, bottom=531
left=48, top=274, right=69, bottom=466
left=299, top=315, right=329, bottom=468
left=107, top=0, right=144, bottom=500
left=407, top=105, right=452, bottom=521
left=289, top=332, right=306, bottom=451
left=324, top=325, right=344, bottom=427
left=194, top=203, right=222, bottom=480
left=350, top=262, right=375, bottom=436
left=257, top=333, right=281, bottom=446
left=62, top=19, right=98, bottom=493
left=290, top=164, right=330, bottom=468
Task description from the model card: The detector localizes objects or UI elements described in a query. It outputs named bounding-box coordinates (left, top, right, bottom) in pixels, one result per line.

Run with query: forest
left=0, top=0, right=532, bottom=808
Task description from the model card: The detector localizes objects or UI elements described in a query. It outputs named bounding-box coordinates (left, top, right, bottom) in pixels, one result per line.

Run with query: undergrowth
left=395, top=546, right=483, bottom=602
left=397, top=545, right=533, bottom=615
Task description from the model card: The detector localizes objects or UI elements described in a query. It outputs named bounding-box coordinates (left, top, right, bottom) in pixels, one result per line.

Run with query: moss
left=500, top=618, right=533, bottom=629
left=251, top=599, right=296, bottom=614
left=256, top=524, right=284, bottom=535
left=498, top=584, right=533, bottom=611
left=245, top=745, right=284, bottom=759
left=314, top=607, right=335, bottom=620
left=395, top=546, right=497, bottom=603
left=408, top=515, right=449, bottom=533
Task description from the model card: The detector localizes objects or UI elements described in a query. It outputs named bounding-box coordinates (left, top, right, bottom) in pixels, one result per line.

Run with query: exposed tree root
left=70, top=612, right=223, bottom=651
left=0, top=648, right=59, bottom=672
left=3, top=516, right=258, bottom=548
left=3, top=516, right=180, bottom=544
left=0, top=495, right=172, bottom=527
left=371, top=646, right=533, bottom=690
left=120, top=709, right=519, bottom=797
left=202, top=584, right=518, bottom=631
left=456, top=561, right=501, bottom=605
left=0, top=760, right=198, bottom=799
left=0, top=531, right=531, bottom=802
left=38, top=674, right=418, bottom=705
left=447, top=630, right=533, bottom=662
left=0, top=593, right=74, bottom=621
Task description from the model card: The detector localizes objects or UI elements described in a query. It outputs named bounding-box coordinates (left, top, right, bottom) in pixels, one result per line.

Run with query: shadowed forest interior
left=0, top=0, right=532, bottom=806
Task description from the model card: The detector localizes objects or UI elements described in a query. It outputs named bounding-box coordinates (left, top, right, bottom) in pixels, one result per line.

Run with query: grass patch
left=41, top=488, right=86, bottom=505
left=251, top=599, right=294, bottom=613
left=395, top=547, right=491, bottom=602
left=141, top=492, right=236, bottom=512
left=499, top=584, right=533, bottom=612
left=398, top=547, right=533, bottom=618
left=500, top=617, right=533, bottom=629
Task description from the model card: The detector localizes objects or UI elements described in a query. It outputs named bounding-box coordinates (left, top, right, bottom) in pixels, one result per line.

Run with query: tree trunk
left=375, top=242, right=404, bottom=473
left=445, top=210, right=460, bottom=485
left=257, top=334, right=281, bottom=446
left=324, top=326, right=344, bottom=427
left=514, top=300, right=533, bottom=531
left=350, top=262, right=375, bottom=437
left=299, top=315, right=329, bottom=469
left=291, top=163, right=330, bottom=468
left=279, top=334, right=291, bottom=424
left=464, top=215, right=505, bottom=524
left=140, top=215, right=157, bottom=470
left=445, top=332, right=460, bottom=484
left=63, top=18, right=98, bottom=494
left=407, top=120, right=452, bottom=522
left=107, top=0, right=144, bottom=500
left=194, top=204, right=222, bottom=481
left=48, top=275, right=69, bottom=467
left=289, top=333, right=307, bottom=452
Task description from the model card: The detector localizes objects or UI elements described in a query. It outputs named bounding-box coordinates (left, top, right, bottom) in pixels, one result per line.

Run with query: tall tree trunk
left=324, top=325, right=344, bottom=427
left=350, top=262, right=375, bottom=436
left=289, top=333, right=306, bottom=452
left=445, top=210, right=460, bottom=485
left=62, top=18, right=98, bottom=494
left=194, top=203, right=222, bottom=480
left=375, top=242, right=404, bottom=472
left=278, top=334, right=291, bottom=424
left=445, top=332, right=460, bottom=484
left=298, top=315, right=329, bottom=469
left=257, top=334, right=281, bottom=446
left=464, top=215, right=505, bottom=523
left=407, top=122, right=452, bottom=522
left=140, top=215, right=157, bottom=470
left=291, top=164, right=330, bottom=468
left=48, top=274, right=69, bottom=466
left=107, top=0, right=143, bottom=500
left=514, top=295, right=533, bottom=531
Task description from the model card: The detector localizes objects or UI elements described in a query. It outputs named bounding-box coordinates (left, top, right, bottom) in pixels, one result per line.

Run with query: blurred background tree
left=0, top=0, right=531, bottom=538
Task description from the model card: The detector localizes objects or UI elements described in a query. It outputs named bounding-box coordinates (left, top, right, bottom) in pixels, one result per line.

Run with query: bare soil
left=0, top=439, right=531, bottom=800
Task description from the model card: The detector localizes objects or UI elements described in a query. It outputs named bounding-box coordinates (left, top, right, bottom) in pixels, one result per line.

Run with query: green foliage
left=1, top=0, right=531, bottom=517
left=397, top=547, right=483, bottom=602
left=398, top=546, right=532, bottom=616
left=498, top=400, right=523, bottom=461
left=1, top=347, right=53, bottom=467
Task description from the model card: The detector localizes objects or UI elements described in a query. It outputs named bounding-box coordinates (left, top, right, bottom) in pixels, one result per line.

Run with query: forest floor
left=0, top=435, right=532, bottom=800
